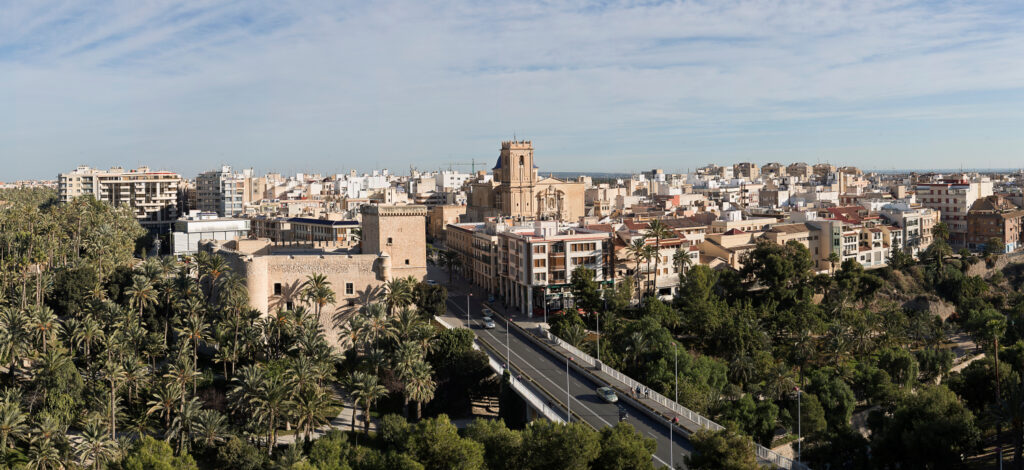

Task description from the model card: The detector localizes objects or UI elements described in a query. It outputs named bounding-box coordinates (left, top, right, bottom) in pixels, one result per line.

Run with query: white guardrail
left=546, top=331, right=807, bottom=470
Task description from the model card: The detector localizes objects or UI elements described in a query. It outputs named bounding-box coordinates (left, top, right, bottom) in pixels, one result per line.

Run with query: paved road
left=445, top=294, right=693, bottom=468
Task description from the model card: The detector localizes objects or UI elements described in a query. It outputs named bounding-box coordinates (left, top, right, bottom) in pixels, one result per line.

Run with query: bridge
left=440, top=288, right=807, bottom=469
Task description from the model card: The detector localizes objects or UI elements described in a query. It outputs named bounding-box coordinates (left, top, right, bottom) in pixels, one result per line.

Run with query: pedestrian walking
left=644, top=387, right=651, bottom=399
left=634, top=385, right=641, bottom=398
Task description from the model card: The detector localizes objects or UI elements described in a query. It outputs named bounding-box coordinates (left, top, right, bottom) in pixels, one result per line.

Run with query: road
left=445, top=293, right=693, bottom=468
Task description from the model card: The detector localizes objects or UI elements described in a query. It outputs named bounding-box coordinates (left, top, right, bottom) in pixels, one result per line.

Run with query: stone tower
left=494, top=140, right=538, bottom=220
left=360, top=205, right=428, bottom=280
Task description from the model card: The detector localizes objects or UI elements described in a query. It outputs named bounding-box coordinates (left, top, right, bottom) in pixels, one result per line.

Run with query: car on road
left=425, top=279, right=438, bottom=286
left=488, top=295, right=496, bottom=303
left=481, top=307, right=494, bottom=318
left=597, top=386, right=618, bottom=403
left=482, top=318, right=496, bottom=329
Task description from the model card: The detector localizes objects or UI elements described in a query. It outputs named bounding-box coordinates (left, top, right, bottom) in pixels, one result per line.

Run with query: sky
left=2, top=0, right=1023, bottom=180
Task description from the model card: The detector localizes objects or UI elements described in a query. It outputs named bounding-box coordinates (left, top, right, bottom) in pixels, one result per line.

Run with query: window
left=571, top=242, right=597, bottom=252
left=534, top=273, right=546, bottom=282
left=274, top=283, right=282, bottom=295
left=346, top=283, right=354, bottom=295
left=534, top=259, right=546, bottom=268
left=533, top=245, right=546, bottom=254
left=405, top=259, right=410, bottom=265
left=387, top=237, right=393, bottom=245
left=286, top=301, right=294, bottom=310
left=520, top=156, right=525, bottom=165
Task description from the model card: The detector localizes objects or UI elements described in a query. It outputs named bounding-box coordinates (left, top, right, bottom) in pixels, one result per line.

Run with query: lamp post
left=566, top=357, right=572, bottom=422
left=466, top=293, right=472, bottom=327
left=796, top=386, right=802, bottom=465
left=506, top=315, right=510, bottom=372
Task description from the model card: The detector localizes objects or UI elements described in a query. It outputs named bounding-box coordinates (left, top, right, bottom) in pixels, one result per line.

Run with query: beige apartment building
left=916, top=177, right=993, bottom=248
left=59, top=165, right=182, bottom=229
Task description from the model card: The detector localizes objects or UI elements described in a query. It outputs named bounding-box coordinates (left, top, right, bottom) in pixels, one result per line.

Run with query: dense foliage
left=0, top=189, right=658, bottom=469
left=552, top=226, right=1023, bottom=468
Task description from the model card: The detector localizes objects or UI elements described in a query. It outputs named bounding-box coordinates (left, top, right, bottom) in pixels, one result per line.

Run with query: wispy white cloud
left=1, top=0, right=1022, bottom=178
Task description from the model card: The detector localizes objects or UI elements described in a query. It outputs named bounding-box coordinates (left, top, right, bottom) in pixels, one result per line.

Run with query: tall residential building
left=916, top=177, right=993, bottom=248
left=196, top=166, right=250, bottom=217
left=58, top=166, right=182, bottom=229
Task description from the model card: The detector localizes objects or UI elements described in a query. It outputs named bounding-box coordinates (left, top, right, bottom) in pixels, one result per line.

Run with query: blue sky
left=2, top=0, right=1023, bottom=180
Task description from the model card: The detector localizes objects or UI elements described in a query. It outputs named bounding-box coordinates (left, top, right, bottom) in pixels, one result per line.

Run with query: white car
left=482, top=318, right=496, bottom=329
left=597, top=387, right=618, bottom=403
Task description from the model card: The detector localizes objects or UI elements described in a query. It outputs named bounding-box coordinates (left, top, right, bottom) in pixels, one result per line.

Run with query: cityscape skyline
left=4, top=1, right=1024, bottom=180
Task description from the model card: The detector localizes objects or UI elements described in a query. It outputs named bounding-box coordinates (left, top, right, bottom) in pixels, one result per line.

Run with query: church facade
left=466, top=140, right=585, bottom=223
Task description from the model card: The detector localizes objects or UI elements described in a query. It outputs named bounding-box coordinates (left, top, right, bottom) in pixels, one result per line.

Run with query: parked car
left=597, top=386, right=618, bottom=403
left=482, top=318, right=496, bottom=329
left=481, top=308, right=494, bottom=318
left=425, top=279, right=438, bottom=286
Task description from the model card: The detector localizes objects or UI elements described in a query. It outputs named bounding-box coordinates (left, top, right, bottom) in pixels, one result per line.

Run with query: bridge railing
left=545, top=330, right=805, bottom=470
left=434, top=315, right=569, bottom=424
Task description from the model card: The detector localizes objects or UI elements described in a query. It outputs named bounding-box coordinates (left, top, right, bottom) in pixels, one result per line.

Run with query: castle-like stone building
left=466, top=140, right=584, bottom=223
left=202, top=205, right=427, bottom=348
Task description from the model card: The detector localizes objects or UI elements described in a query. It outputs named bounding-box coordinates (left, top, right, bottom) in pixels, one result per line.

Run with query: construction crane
left=445, top=159, right=482, bottom=173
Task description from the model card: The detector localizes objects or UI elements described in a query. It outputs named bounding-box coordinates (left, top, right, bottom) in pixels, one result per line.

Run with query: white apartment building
left=58, top=166, right=182, bottom=229
left=880, top=203, right=939, bottom=256
left=498, top=221, right=613, bottom=316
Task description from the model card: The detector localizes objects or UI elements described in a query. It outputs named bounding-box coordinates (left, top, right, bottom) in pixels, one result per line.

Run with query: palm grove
left=547, top=219, right=1024, bottom=469
left=0, top=188, right=659, bottom=470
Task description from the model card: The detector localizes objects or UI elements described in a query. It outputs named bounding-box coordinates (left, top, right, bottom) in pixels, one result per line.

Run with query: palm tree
left=0, top=307, right=31, bottom=372
left=363, top=303, right=397, bottom=352
left=200, top=254, right=230, bottom=303
left=167, top=397, right=203, bottom=454
left=406, top=361, right=436, bottom=420
left=175, top=311, right=211, bottom=376
left=194, top=409, right=229, bottom=450
left=29, top=306, right=60, bottom=355
left=70, top=315, right=104, bottom=359
left=256, top=372, right=290, bottom=455
left=164, top=357, right=200, bottom=411
left=25, top=437, right=63, bottom=470
left=392, top=308, right=424, bottom=343
left=125, top=275, right=157, bottom=319
left=644, top=219, right=673, bottom=296
left=301, top=273, right=336, bottom=323
left=392, top=342, right=423, bottom=417
left=673, top=247, right=693, bottom=277
left=148, top=383, right=183, bottom=431
left=74, top=421, right=118, bottom=470
left=626, top=238, right=648, bottom=301
left=383, top=278, right=413, bottom=315
left=101, top=358, right=126, bottom=439
left=439, top=250, right=458, bottom=285
left=0, top=400, right=28, bottom=452
left=349, top=371, right=387, bottom=433
left=292, top=387, right=331, bottom=444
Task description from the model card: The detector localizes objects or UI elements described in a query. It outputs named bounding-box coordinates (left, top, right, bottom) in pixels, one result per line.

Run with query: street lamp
left=796, top=386, right=802, bottom=464
left=566, top=357, right=572, bottom=422
left=506, top=315, right=510, bottom=373
left=466, top=293, right=472, bottom=327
